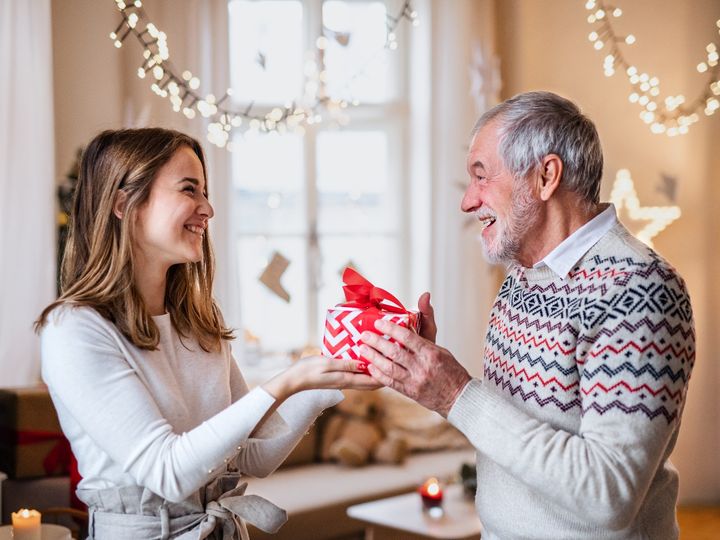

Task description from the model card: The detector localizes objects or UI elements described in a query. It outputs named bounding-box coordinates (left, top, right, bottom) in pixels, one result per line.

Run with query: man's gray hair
left=473, top=91, right=603, bottom=205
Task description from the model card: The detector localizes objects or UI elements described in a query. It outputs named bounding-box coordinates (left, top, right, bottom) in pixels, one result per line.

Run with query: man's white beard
left=481, top=183, right=541, bottom=265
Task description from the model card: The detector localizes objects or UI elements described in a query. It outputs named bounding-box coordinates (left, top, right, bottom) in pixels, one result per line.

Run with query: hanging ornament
left=255, top=50, right=267, bottom=70
left=469, top=44, right=501, bottom=115
left=609, top=168, right=681, bottom=248
left=258, top=251, right=292, bottom=302
left=323, top=26, right=351, bottom=47
left=656, top=173, right=678, bottom=203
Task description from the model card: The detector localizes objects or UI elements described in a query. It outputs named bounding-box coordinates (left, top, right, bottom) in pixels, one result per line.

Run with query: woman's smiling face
left=133, top=145, right=214, bottom=268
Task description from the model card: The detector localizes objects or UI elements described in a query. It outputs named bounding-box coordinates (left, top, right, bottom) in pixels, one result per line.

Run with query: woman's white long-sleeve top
left=41, top=305, right=342, bottom=503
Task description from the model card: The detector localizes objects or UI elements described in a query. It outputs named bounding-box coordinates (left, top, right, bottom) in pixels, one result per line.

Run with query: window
left=228, top=0, right=411, bottom=354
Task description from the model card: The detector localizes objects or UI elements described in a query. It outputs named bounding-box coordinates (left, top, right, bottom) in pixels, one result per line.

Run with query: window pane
left=322, top=1, right=392, bottom=102
left=228, top=0, right=303, bottom=104
left=232, top=132, right=306, bottom=235
left=316, top=235, right=401, bottom=344
left=316, top=130, right=396, bottom=234
left=238, top=236, right=308, bottom=351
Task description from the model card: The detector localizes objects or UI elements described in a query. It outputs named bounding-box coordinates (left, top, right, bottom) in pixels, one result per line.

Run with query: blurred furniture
left=245, top=444, right=475, bottom=540
left=346, top=483, right=481, bottom=540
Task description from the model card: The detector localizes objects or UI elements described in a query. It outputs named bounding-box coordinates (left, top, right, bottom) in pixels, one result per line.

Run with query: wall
left=51, top=0, right=123, bottom=185
left=496, top=0, right=720, bottom=504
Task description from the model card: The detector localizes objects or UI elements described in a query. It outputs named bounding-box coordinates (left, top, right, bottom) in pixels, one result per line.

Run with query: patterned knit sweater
left=447, top=222, right=694, bottom=540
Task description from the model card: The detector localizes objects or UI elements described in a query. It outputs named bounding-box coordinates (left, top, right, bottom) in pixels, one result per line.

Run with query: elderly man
left=361, top=91, right=694, bottom=539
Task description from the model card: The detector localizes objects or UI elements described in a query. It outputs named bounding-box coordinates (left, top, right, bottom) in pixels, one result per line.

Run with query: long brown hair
left=36, top=128, right=233, bottom=351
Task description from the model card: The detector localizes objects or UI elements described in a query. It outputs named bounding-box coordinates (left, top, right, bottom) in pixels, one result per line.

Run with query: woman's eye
left=183, top=185, right=196, bottom=194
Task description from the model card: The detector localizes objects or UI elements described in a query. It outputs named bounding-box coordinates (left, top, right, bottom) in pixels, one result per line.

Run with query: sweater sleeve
left=448, top=269, right=694, bottom=530
left=41, top=308, right=279, bottom=503
left=236, top=389, right=343, bottom=477
left=227, top=353, right=343, bottom=477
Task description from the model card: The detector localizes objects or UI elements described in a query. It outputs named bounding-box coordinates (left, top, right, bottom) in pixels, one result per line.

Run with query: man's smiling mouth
left=478, top=216, right=496, bottom=230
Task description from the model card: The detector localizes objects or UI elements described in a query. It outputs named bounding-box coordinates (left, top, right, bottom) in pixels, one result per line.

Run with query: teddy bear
left=319, top=389, right=408, bottom=467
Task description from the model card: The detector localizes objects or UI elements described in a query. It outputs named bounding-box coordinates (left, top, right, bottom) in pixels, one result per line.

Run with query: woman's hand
left=262, top=355, right=381, bottom=402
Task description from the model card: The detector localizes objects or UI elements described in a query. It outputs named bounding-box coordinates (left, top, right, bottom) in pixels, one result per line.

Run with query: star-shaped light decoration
left=609, top=168, right=681, bottom=248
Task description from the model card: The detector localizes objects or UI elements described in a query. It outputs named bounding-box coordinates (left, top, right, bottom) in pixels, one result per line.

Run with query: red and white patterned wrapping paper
left=321, top=268, right=420, bottom=373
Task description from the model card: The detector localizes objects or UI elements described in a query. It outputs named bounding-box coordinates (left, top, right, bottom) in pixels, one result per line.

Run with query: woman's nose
left=199, top=197, right=214, bottom=220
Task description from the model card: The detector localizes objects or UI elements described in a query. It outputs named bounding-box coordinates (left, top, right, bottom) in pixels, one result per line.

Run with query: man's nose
left=460, top=184, right=481, bottom=213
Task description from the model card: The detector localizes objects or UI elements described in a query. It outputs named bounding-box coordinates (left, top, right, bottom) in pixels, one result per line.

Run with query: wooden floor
left=677, top=506, right=720, bottom=540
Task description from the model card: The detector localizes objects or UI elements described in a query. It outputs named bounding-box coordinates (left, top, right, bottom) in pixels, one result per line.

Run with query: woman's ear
left=113, top=190, right=128, bottom=219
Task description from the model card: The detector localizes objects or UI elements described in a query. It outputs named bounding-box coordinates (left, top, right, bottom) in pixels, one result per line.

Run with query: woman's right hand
left=261, top=355, right=381, bottom=403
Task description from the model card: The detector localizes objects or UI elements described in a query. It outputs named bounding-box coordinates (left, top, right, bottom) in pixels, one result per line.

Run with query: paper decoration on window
left=259, top=251, right=291, bottom=302
left=255, top=50, right=267, bottom=70
left=610, top=168, right=681, bottom=248
left=323, top=27, right=351, bottom=47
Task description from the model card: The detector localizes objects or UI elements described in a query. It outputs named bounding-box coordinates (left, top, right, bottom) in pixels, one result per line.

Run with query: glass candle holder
left=418, top=477, right=444, bottom=518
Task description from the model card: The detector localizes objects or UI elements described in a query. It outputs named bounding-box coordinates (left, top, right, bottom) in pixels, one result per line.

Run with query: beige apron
left=78, top=473, right=287, bottom=539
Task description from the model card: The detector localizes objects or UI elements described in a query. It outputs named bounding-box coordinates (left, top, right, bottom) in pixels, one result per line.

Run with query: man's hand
left=360, top=318, right=471, bottom=417
left=417, top=292, right=437, bottom=343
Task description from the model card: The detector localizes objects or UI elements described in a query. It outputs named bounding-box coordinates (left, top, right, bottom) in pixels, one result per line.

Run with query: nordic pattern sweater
left=448, top=222, right=695, bottom=540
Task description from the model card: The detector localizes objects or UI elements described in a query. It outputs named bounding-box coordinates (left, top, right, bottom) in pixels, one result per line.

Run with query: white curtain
left=423, top=0, right=501, bottom=377
left=0, top=0, right=56, bottom=387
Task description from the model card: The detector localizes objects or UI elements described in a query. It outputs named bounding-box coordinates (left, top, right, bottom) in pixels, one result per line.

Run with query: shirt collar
left=533, top=203, right=617, bottom=278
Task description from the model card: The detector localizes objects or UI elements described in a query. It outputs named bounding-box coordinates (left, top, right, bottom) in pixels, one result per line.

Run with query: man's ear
left=113, top=190, right=128, bottom=219
left=536, top=154, right=563, bottom=201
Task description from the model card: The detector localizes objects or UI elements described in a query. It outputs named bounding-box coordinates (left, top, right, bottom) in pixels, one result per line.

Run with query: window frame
left=229, top=0, right=413, bottom=353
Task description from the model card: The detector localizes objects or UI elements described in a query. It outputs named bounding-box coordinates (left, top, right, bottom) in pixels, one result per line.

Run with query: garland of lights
left=110, top=0, right=417, bottom=148
left=585, top=0, right=720, bottom=136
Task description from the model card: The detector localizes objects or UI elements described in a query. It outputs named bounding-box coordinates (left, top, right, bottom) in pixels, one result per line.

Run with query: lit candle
left=418, top=477, right=444, bottom=516
left=11, top=508, right=41, bottom=540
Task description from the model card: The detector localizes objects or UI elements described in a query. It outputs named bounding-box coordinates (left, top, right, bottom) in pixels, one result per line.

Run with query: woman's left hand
left=262, top=355, right=381, bottom=402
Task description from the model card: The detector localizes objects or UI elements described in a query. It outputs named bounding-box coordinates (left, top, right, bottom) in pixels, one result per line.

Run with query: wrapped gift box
left=322, top=268, right=420, bottom=373
left=0, top=386, right=70, bottom=479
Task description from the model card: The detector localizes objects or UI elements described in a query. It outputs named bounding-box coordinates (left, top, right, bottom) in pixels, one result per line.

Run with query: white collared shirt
left=533, top=203, right=618, bottom=278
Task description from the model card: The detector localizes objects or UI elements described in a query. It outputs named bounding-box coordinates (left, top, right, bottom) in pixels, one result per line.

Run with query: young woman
left=36, top=128, right=377, bottom=539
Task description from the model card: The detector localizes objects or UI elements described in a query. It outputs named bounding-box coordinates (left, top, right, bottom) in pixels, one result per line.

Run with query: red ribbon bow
left=340, top=267, right=407, bottom=314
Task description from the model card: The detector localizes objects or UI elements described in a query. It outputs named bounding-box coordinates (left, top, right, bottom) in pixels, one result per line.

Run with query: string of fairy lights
left=110, top=0, right=417, bottom=148
left=585, top=0, right=720, bottom=136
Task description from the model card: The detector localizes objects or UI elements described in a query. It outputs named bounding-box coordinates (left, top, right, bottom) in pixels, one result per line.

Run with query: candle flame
left=421, top=477, right=442, bottom=497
